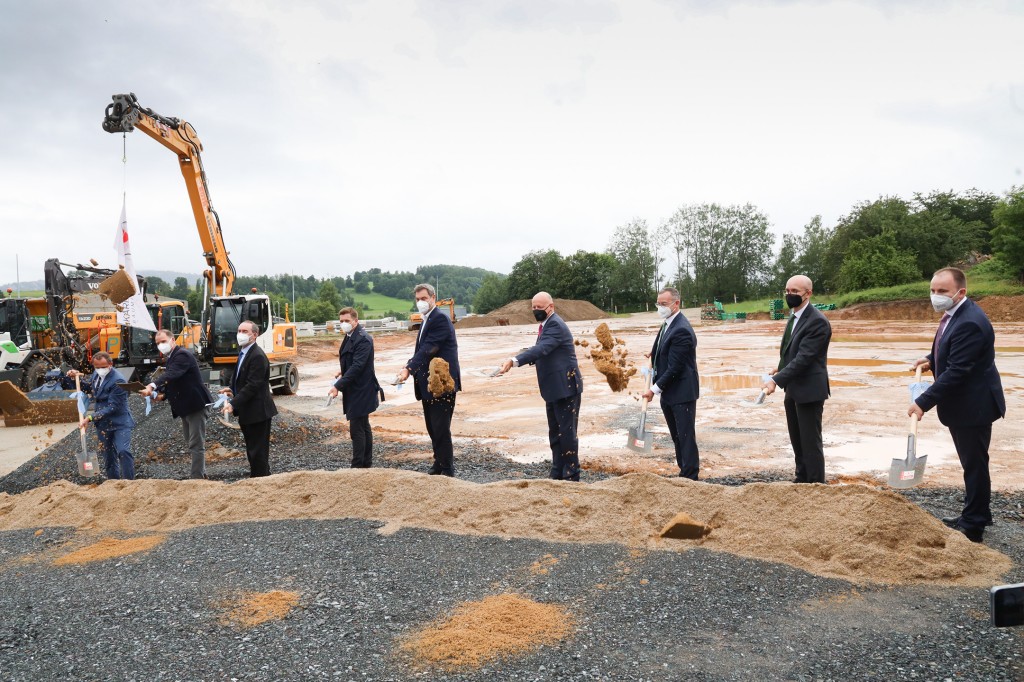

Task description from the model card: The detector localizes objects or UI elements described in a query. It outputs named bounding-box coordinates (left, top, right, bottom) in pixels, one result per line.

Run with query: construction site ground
left=278, top=310, right=1024, bottom=491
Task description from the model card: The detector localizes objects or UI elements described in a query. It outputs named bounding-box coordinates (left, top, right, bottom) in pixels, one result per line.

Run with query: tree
left=354, top=280, right=370, bottom=294
left=506, top=250, right=563, bottom=301
left=769, top=233, right=800, bottom=295
left=837, top=232, right=920, bottom=292
left=145, top=275, right=169, bottom=295
left=608, top=219, right=659, bottom=310
left=560, top=250, right=617, bottom=308
left=318, top=281, right=343, bottom=309
left=473, top=274, right=509, bottom=313
left=170, top=277, right=189, bottom=300
left=992, top=186, right=1024, bottom=281
left=295, top=297, right=337, bottom=324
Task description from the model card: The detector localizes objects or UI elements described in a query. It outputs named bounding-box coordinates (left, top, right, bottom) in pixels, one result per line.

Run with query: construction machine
left=407, top=298, right=457, bottom=332
left=102, top=93, right=299, bottom=394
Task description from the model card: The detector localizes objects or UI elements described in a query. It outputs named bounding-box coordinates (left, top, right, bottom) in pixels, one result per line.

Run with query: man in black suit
left=762, top=275, right=832, bottom=484
left=221, top=320, right=278, bottom=477
left=141, top=329, right=214, bottom=479
left=396, top=283, right=461, bottom=476
left=642, top=287, right=700, bottom=480
left=328, top=307, right=383, bottom=468
left=500, top=292, right=584, bottom=481
left=909, top=267, right=1006, bottom=543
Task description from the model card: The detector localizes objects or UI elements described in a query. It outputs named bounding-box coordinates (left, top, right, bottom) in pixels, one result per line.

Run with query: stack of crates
left=769, top=299, right=786, bottom=320
left=813, top=303, right=837, bottom=311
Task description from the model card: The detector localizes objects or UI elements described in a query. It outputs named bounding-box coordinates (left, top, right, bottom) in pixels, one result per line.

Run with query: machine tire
left=274, top=363, right=300, bottom=395
left=20, top=356, right=50, bottom=392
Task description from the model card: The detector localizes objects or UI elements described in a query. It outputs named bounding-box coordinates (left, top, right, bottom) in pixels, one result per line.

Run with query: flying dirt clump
left=428, top=357, right=456, bottom=397
left=588, top=323, right=636, bottom=392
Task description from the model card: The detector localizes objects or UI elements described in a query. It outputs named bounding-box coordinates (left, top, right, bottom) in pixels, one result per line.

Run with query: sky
left=2, top=0, right=1023, bottom=289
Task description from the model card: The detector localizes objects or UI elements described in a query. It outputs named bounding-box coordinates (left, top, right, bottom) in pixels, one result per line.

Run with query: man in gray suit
left=762, top=275, right=832, bottom=483
left=500, top=292, right=584, bottom=481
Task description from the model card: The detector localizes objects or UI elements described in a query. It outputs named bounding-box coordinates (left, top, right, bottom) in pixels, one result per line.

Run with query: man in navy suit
left=909, top=267, right=1006, bottom=543
left=141, top=329, right=214, bottom=479
left=329, top=307, right=383, bottom=468
left=221, top=321, right=278, bottom=477
left=763, top=275, right=832, bottom=484
left=500, top=292, right=584, bottom=481
left=397, top=284, right=461, bottom=476
left=64, top=351, right=135, bottom=480
left=642, top=287, right=700, bottom=480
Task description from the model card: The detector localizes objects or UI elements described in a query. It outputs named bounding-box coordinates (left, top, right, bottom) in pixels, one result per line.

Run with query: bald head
left=784, top=275, right=812, bottom=311
left=532, top=292, right=553, bottom=308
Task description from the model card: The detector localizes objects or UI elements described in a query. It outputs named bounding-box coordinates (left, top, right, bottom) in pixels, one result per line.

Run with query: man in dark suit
left=500, top=292, right=584, bottom=481
left=329, top=307, right=383, bottom=468
left=220, top=320, right=278, bottom=477
left=63, top=351, right=136, bottom=480
left=141, top=329, right=214, bottom=479
left=396, top=283, right=461, bottom=476
left=909, top=267, right=1006, bottom=543
left=762, top=275, right=832, bottom=484
left=642, top=287, right=700, bottom=480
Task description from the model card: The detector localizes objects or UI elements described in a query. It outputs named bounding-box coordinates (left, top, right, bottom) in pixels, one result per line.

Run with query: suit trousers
left=349, top=415, right=373, bottom=468
left=546, top=393, right=581, bottom=481
left=97, top=426, right=134, bottom=480
left=948, top=424, right=993, bottom=529
left=784, top=397, right=825, bottom=483
left=180, top=408, right=208, bottom=479
left=240, top=418, right=272, bottom=477
left=422, top=393, right=456, bottom=474
left=662, top=399, right=699, bottom=480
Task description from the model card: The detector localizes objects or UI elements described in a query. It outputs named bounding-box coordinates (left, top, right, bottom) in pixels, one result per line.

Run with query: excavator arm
left=102, top=92, right=235, bottom=298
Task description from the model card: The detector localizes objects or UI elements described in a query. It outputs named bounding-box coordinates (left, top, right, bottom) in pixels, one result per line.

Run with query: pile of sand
left=457, top=299, right=610, bottom=329
left=586, top=323, right=637, bottom=392
left=52, top=534, right=166, bottom=566
left=399, top=593, right=573, bottom=669
left=428, top=357, right=455, bottom=397
left=831, top=296, right=1024, bottom=323
left=0, top=471, right=1008, bottom=587
left=218, top=590, right=301, bottom=628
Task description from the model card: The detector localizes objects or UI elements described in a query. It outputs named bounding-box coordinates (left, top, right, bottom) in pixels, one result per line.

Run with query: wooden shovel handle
left=914, top=365, right=923, bottom=382
left=908, top=414, right=919, bottom=436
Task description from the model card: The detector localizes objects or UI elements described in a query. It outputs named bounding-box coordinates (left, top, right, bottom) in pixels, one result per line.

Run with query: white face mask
left=416, top=300, right=431, bottom=315
left=656, top=305, right=671, bottom=319
left=95, top=367, right=111, bottom=378
left=930, top=293, right=956, bottom=312
left=237, top=332, right=252, bottom=347
left=339, top=322, right=353, bottom=334
left=157, top=341, right=172, bottom=355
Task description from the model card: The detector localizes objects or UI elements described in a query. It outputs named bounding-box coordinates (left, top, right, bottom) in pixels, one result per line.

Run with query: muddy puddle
left=828, top=358, right=903, bottom=367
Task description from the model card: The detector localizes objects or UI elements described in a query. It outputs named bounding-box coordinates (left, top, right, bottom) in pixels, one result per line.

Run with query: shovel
left=627, top=365, right=654, bottom=453
left=888, top=367, right=929, bottom=488
left=73, top=375, right=99, bottom=478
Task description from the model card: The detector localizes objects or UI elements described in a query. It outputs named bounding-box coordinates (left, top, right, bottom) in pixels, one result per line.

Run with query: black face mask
left=533, top=309, right=549, bottom=322
left=785, top=293, right=804, bottom=309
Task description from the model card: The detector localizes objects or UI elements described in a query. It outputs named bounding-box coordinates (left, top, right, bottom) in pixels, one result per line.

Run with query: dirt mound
left=457, top=299, right=610, bottom=328
left=0, top=470, right=1008, bottom=587
left=832, top=296, right=1024, bottom=322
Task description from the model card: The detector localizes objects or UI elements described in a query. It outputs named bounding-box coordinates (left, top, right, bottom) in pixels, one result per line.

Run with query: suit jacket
left=915, top=298, right=1006, bottom=427
left=334, top=324, right=382, bottom=419
left=62, top=371, right=135, bottom=430
left=406, top=307, right=461, bottom=401
left=153, top=346, right=213, bottom=419
left=515, top=313, right=583, bottom=403
left=226, top=344, right=278, bottom=425
left=773, top=304, right=831, bottom=403
left=651, top=312, right=699, bottom=405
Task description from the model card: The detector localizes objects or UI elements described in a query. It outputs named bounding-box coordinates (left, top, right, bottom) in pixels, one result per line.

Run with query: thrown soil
left=588, top=323, right=637, bottom=392
left=399, top=593, right=574, bottom=669
left=217, top=590, right=301, bottom=628
left=428, top=357, right=455, bottom=397
left=52, top=534, right=166, bottom=566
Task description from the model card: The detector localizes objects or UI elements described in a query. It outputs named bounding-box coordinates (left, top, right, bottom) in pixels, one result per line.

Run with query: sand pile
left=53, top=534, right=166, bottom=566
left=218, top=590, right=301, bottom=628
left=457, top=299, right=610, bottom=329
left=833, top=296, right=1024, bottom=322
left=399, top=593, right=573, bottom=669
left=0, top=471, right=1009, bottom=587
left=428, top=357, right=455, bottom=396
left=586, top=323, right=637, bottom=391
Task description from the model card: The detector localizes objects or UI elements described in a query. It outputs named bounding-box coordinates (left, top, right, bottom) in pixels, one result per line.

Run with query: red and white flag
left=113, top=198, right=156, bottom=332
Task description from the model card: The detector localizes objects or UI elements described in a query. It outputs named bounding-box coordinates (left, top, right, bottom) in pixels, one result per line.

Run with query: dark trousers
left=784, top=398, right=825, bottom=483
left=349, top=415, right=373, bottom=468
left=662, top=399, right=699, bottom=480
left=423, top=393, right=456, bottom=474
left=949, top=424, right=993, bottom=529
left=546, top=393, right=581, bottom=481
left=97, top=426, right=134, bottom=480
left=240, top=418, right=272, bottom=477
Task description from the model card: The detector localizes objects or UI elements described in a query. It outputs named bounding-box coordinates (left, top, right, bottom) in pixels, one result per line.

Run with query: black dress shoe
left=951, top=522, right=983, bottom=543
left=427, top=466, right=442, bottom=475
left=941, top=515, right=960, bottom=528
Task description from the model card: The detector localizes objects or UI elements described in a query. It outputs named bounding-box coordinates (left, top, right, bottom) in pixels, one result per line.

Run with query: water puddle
left=828, top=358, right=902, bottom=367
left=832, top=336, right=931, bottom=344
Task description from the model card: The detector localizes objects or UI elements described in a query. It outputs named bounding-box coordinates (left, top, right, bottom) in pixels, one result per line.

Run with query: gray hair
left=241, top=320, right=260, bottom=336
left=413, top=283, right=435, bottom=298
left=659, top=287, right=681, bottom=303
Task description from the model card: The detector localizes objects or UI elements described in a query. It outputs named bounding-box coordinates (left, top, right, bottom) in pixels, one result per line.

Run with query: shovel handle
left=914, top=365, right=923, bottom=382
left=908, top=413, right=919, bottom=436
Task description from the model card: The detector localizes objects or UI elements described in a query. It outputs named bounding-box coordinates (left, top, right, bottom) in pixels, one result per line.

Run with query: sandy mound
left=0, top=470, right=1009, bottom=587
left=832, top=296, right=1024, bottom=322
left=457, top=299, right=610, bottom=328
left=399, top=593, right=573, bottom=669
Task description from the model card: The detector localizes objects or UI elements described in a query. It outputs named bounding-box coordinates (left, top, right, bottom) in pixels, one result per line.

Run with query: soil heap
left=457, top=299, right=610, bottom=328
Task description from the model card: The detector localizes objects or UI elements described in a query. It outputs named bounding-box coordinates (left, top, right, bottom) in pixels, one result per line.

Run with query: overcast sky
left=2, top=0, right=1022, bottom=289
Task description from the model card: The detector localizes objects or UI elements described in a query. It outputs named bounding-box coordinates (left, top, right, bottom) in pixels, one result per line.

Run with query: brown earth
left=832, top=295, right=1023, bottom=322
left=428, top=357, right=455, bottom=396
left=217, top=590, right=301, bottom=628
left=457, top=299, right=610, bottom=329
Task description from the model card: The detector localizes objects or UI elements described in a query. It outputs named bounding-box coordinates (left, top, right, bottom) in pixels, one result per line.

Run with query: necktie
left=652, top=321, right=667, bottom=367
left=778, top=314, right=796, bottom=371
left=933, top=313, right=951, bottom=358
left=537, top=323, right=543, bottom=338
left=233, top=350, right=246, bottom=393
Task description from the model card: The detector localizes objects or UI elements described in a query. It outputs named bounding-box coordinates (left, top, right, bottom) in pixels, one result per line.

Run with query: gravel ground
left=2, top=399, right=1023, bottom=680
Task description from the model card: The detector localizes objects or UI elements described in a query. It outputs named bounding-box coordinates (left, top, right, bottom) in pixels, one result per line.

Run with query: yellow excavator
left=103, top=93, right=299, bottom=393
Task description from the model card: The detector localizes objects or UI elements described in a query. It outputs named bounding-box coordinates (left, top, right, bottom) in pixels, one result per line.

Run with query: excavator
left=407, top=298, right=457, bottom=332
left=102, top=93, right=299, bottom=394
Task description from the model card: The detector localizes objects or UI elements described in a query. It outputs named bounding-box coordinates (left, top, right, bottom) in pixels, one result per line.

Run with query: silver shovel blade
left=627, top=426, right=653, bottom=453
left=888, top=454, right=928, bottom=488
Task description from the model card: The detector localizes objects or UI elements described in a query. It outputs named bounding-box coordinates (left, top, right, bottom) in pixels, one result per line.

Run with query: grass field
left=346, top=290, right=413, bottom=315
